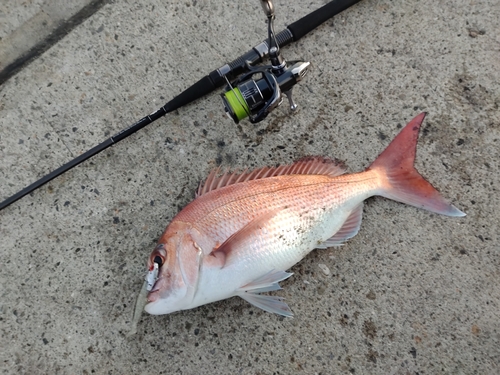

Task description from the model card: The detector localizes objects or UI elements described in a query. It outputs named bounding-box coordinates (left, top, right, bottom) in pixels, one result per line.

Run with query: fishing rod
left=0, top=0, right=362, bottom=211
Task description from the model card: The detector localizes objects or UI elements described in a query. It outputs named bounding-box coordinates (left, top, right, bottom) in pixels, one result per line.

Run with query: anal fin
left=236, top=270, right=294, bottom=317
left=316, top=203, right=364, bottom=248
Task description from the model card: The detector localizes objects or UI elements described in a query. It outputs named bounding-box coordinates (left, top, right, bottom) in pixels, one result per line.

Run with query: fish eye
left=154, top=255, right=163, bottom=267
left=151, top=244, right=166, bottom=268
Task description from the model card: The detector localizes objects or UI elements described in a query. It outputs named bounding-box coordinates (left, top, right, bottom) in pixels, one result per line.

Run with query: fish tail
left=367, top=112, right=465, bottom=217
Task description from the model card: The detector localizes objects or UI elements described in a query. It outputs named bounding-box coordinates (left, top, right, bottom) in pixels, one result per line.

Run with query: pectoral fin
left=238, top=293, right=293, bottom=317
left=211, top=210, right=279, bottom=268
left=236, top=270, right=294, bottom=317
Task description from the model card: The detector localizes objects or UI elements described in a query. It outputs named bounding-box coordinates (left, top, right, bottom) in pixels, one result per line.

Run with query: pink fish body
left=143, top=113, right=465, bottom=317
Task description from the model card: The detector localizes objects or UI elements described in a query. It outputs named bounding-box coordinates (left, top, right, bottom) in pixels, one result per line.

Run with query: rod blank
left=0, top=0, right=362, bottom=211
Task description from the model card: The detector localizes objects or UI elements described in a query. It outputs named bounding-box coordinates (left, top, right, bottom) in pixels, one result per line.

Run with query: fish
left=139, top=113, right=465, bottom=319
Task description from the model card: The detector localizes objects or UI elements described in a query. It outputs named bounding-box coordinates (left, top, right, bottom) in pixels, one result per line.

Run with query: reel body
left=220, top=0, right=311, bottom=124
left=222, top=61, right=310, bottom=124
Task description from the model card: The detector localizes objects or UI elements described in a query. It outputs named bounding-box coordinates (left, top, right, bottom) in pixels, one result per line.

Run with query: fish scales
left=178, top=173, right=374, bottom=245
left=132, top=113, right=465, bottom=321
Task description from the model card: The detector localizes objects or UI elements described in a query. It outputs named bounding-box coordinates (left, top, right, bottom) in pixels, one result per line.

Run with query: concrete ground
left=1, top=0, right=499, bottom=374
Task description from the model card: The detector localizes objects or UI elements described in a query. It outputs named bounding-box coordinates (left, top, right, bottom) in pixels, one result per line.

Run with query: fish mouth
left=147, top=290, right=159, bottom=302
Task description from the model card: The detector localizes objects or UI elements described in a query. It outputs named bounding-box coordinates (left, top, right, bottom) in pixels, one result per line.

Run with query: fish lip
left=147, top=290, right=159, bottom=302
left=147, top=276, right=163, bottom=302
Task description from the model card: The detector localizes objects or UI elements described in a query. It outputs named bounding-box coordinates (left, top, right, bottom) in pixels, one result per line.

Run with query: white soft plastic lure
left=130, top=113, right=464, bottom=330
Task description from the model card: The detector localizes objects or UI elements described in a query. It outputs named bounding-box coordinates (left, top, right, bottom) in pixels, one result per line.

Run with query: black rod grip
left=287, top=0, right=362, bottom=41
left=164, top=76, right=218, bottom=113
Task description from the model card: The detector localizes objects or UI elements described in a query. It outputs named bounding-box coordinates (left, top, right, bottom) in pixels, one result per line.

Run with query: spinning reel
left=221, top=0, right=310, bottom=124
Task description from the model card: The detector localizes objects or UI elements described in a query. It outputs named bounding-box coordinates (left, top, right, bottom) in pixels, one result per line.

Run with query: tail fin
left=367, top=113, right=465, bottom=217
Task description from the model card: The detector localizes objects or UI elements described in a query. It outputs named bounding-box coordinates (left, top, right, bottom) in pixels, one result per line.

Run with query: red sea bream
left=139, top=113, right=465, bottom=319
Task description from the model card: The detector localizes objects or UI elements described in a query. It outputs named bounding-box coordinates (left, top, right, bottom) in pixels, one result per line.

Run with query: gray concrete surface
left=0, top=0, right=107, bottom=83
left=1, top=0, right=499, bottom=374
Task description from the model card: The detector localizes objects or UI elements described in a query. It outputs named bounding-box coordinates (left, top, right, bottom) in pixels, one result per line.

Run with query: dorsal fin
left=196, top=156, right=346, bottom=197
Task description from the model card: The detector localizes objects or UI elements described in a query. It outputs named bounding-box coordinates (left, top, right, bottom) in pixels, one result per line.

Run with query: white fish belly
left=189, top=196, right=362, bottom=309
